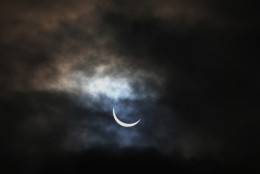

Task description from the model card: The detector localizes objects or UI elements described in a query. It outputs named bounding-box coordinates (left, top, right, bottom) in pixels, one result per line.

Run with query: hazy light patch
left=56, top=63, right=163, bottom=114
left=84, top=76, right=134, bottom=101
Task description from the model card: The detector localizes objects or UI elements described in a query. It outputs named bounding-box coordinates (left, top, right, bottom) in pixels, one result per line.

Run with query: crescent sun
left=113, top=108, right=141, bottom=127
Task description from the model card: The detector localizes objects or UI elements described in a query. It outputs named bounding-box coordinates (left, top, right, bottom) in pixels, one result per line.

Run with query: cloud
left=0, top=1, right=259, bottom=167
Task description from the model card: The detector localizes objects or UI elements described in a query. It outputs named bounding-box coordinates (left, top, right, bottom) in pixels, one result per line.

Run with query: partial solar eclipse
left=113, top=108, right=141, bottom=127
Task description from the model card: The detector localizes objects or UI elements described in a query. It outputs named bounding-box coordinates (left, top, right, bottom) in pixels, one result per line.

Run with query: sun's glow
left=85, top=76, right=133, bottom=100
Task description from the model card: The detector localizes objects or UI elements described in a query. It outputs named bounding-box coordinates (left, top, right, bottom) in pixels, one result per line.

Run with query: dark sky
left=0, top=0, right=259, bottom=173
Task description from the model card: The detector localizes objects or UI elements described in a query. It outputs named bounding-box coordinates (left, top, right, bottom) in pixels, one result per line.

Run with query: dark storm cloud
left=0, top=1, right=259, bottom=172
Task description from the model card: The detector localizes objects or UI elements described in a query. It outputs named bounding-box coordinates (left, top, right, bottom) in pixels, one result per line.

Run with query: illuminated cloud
left=85, top=76, right=133, bottom=100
